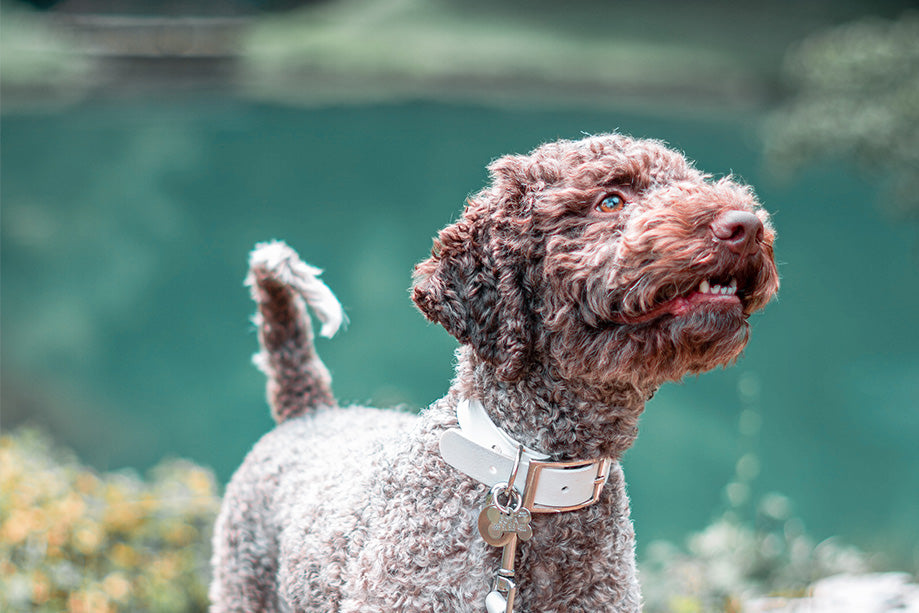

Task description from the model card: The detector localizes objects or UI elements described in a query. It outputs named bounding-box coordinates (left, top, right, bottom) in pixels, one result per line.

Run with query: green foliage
left=640, top=496, right=873, bottom=613
left=0, top=429, right=219, bottom=613
left=765, top=13, right=919, bottom=217
left=0, top=428, right=878, bottom=613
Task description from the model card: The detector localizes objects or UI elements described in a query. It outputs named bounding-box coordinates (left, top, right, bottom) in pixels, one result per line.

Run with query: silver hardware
left=485, top=564, right=517, bottom=613
left=483, top=524, right=521, bottom=613
left=478, top=483, right=533, bottom=546
left=478, top=446, right=532, bottom=547
left=503, top=443, right=523, bottom=496
left=480, top=446, right=528, bottom=612
left=478, top=447, right=613, bottom=612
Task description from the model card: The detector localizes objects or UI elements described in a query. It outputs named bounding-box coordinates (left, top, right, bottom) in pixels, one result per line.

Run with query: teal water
left=2, top=99, right=917, bottom=566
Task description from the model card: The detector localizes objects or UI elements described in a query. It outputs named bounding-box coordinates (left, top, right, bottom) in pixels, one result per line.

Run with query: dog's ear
left=485, top=155, right=530, bottom=213
left=412, top=159, right=535, bottom=381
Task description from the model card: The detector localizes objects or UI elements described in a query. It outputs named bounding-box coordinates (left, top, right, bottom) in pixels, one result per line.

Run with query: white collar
left=439, top=399, right=612, bottom=513
left=455, top=397, right=550, bottom=461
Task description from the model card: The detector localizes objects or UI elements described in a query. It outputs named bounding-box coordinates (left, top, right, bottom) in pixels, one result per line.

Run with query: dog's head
left=412, top=134, right=779, bottom=387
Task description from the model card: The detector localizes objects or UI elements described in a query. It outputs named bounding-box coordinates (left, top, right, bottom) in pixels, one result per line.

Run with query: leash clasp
left=486, top=565, right=517, bottom=613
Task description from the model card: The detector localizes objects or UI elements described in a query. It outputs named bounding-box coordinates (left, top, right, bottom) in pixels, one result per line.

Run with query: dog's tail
left=246, top=241, right=346, bottom=424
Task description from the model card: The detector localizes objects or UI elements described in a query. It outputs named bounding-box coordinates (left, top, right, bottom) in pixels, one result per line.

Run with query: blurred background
left=2, top=0, right=917, bottom=610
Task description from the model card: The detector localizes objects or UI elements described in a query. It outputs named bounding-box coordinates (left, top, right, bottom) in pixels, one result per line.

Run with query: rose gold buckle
left=521, top=458, right=611, bottom=514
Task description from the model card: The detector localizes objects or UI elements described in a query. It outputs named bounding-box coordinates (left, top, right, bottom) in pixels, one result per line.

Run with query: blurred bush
left=0, top=429, right=219, bottom=613
left=640, top=392, right=877, bottom=612
left=640, top=497, right=873, bottom=613
left=0, top=1, right=90, bottom=101
left=239, top=0, right=755, bottom=108
left=765, top=12, right=919, bottom=218
left=0, top=427, right=882, bottom=613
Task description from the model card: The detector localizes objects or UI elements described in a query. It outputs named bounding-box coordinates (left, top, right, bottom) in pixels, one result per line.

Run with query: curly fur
left=246, top=241, right=346, bottom=423
left=210, top=133, right=779, bottom=612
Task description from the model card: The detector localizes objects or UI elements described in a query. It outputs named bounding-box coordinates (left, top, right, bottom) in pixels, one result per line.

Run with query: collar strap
left=439, top=399, right=612, bottom=514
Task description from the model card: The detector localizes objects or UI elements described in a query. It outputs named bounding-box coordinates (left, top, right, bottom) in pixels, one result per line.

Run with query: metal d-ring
left=502, top=444, right=525, bottom=500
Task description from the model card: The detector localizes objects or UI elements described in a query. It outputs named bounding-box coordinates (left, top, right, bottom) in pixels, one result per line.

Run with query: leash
left=439, top=399, right=612, bottom=613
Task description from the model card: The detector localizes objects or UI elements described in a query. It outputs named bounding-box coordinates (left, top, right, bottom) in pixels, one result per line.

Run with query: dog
left=209, top=133, right=779, bottom=612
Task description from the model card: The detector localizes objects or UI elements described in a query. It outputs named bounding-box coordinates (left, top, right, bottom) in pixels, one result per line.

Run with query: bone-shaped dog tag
left=478, top=503, right=532, bottom=546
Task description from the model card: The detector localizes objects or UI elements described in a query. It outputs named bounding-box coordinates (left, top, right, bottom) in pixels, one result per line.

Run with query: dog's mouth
left=610, top=276, right=746, bottom=325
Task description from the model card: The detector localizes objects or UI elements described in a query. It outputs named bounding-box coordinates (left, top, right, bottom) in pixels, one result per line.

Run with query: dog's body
left=210, top=134, right=779, bottom=612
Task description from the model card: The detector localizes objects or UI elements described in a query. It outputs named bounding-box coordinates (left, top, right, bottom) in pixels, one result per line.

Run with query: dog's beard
left=656, top=307, right=751, bottom=369
left=548, top=302, right=752, bottom=389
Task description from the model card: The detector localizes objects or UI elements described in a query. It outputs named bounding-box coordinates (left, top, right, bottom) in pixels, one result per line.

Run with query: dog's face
left=413, top=134, right=779, bottom=388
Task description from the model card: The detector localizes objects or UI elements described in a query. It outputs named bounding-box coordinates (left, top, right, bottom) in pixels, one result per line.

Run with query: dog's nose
left=710, top=211, right=764, bottom=257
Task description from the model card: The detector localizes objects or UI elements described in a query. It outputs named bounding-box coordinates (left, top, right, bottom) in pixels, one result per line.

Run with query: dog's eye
left=596, top=192, right=626, bottom=213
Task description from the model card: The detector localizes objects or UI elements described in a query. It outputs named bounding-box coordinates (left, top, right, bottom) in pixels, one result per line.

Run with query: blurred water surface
left=2, top=99, right=917, bottom=565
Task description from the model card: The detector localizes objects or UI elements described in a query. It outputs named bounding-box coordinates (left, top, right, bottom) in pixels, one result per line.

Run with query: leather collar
left=439, top=399, right=612, bottom=513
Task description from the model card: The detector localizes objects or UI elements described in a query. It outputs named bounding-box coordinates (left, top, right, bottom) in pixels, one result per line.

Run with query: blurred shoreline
left=4, top=0, right=913, bottom=113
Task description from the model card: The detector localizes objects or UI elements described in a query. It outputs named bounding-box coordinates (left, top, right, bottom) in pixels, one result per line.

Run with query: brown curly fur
left=210, top=133, right=779, bottom=612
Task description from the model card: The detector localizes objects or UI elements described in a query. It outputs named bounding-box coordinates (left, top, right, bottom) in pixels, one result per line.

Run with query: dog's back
left=210, top=407, right=416, bottom=611
left=210, top=242, right=417, bottom=611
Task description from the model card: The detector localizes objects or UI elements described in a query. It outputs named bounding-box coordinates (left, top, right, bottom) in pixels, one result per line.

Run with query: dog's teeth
left=698, top=279, right=740, bottom=295
left=696, top=279, right=740, bottom=296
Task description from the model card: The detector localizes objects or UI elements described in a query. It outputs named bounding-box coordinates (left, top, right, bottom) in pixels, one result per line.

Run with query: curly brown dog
left=210, top=133, right=779, bottom=612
